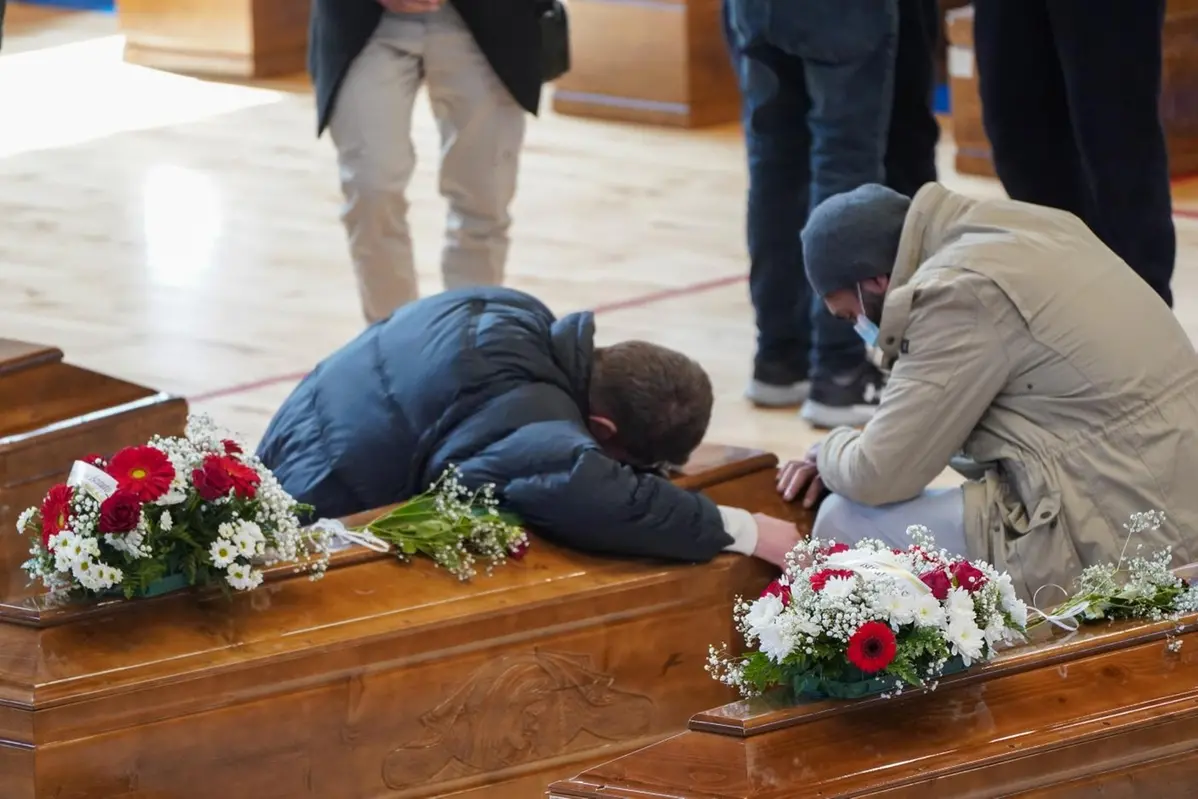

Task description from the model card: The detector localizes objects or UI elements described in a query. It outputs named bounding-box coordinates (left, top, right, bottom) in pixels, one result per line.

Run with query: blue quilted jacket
left=256, top=287, right=733, bottom=562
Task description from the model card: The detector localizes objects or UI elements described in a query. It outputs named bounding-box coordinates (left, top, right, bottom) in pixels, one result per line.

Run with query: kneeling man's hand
left=777, top=442, right=827, bottom=509
left=751, top=514, right=801, bottom=569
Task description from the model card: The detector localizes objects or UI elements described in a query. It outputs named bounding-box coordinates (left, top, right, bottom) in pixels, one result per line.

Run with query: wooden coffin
left=551, top=0, right=739, bottom=128
left=548, top=613, right=1198, bottom=798
left=0, top=443, right=809, bottom=799
left=116, top=0, right=309, bottom=79
left=0, top=339, right=188, bottom=602
left=947, top=1, right=1198, bottom=178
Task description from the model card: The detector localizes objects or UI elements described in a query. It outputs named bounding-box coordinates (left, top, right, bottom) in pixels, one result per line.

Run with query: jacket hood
left=549, top=311, right=596, bottom=414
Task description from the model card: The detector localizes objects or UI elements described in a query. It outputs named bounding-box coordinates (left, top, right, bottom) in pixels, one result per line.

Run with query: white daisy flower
left=209, top=539, right=237, bottom=569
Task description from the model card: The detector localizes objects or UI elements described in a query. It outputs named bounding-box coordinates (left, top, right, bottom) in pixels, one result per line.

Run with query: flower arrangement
left=352, top=466, right=529, bottom=582
left=1030, top=511, right=1198, bottom=635
left=707, top=527, right=1029, bottom=700
left=18, top=415, right=330, bottom=599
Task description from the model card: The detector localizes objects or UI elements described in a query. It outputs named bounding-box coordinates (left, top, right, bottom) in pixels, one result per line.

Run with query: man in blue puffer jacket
left=257, top=287, right=799, bottom=566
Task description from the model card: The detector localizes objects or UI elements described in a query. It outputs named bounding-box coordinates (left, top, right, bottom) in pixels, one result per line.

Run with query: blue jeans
left=724, top=0, right=897, bottom=381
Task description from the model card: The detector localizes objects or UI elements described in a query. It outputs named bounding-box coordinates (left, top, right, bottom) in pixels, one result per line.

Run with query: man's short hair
left=590, top=341, right=714, bottom=468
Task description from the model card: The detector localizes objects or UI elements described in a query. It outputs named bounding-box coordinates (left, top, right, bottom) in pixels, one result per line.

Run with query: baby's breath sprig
left=1029, top=511, right=1198, bottom=645
left=357, top=466, right=528, bottom=581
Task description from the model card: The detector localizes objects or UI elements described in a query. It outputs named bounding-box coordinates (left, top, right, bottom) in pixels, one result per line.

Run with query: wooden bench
left=0, top=443, right=811, bottom=799
left=547, top=613, right=1198, bottom=797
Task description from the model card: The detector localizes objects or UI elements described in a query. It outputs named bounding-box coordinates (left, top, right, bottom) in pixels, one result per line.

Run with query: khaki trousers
left=329, top=5, right=527, bottom=324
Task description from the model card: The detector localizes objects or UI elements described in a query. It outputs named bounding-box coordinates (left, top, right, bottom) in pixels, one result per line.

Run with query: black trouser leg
left=885, top=0, right=939, bottom=198
left=1048, top=0, right=1175, bottom=306
left=973, top=0, right=1091, bottom=220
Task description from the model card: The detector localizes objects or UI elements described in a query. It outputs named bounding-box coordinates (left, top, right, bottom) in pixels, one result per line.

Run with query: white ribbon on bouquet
left=1027, top=583, right=1089, bottom=633
left=825, top=550, right=932, bottom=596
left=306, top=518, right=391, bottom=553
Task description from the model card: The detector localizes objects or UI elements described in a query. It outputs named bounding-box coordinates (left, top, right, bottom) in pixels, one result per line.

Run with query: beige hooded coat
left=817, top=183, right=1198, bottom=600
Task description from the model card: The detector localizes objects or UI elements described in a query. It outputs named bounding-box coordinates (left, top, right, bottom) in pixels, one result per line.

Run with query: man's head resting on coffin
left=585, top=340, right=713, bottom=473
left=802, top=183, right=912, bottom=335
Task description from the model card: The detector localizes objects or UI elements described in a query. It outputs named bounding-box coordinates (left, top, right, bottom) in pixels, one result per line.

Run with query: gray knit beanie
left=802, top=184, right=911, bottom=297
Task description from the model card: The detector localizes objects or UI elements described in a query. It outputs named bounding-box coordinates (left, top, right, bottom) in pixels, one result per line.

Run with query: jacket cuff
left=718, top=505, right=758, bottom=556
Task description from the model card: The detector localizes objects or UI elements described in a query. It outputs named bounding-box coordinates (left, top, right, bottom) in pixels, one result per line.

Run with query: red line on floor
left=188, top=273, right=749, bottom=404
left=190, top=371, right=312, bottom=403
left=1174, top=207, right=1198, bottom=220
left=589, top=273, right=746, bottom=314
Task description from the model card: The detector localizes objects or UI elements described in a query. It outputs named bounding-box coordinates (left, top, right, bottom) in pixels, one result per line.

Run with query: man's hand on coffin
left=776, top=442, right=828, bottom=509
left=751, top=513, right=802, bottom=569
left=378, top=0, right=444, bottom=12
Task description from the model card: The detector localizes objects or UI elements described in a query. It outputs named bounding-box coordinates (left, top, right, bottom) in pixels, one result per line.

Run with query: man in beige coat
left=773, top=182, right=1198, bottom=600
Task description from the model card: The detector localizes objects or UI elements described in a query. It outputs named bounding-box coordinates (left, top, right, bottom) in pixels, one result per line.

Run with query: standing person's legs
left=885, top=0, right=940, bottom=198
left=792, top=1, right=897, bottom=429
left=329, top=13, right=425, bottom=325
left=727, top=3, right=815, bottom=407
left=1048, top=0, right=1175, bottom=307
left=423, top=4, right=526, bottom=292
left=813, top=487, right=969, bottom=557
left=972, top=0, right=1090, bottom=221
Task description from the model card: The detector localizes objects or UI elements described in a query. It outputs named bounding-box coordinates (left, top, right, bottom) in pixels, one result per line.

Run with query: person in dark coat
left=257, top=287, right=799, bottom=566
left=308, top=0, right=543, bottom=324
left=971, top=0, right=1175, bottom=306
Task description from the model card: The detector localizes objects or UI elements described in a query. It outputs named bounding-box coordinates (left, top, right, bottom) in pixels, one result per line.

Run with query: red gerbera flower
left=108, top=446, right=176, bottom=502
left=846, top=621, right=898, bottom=674
left=217, top=456, right=260, bottom=498
left=809, top=568, right=856, bottom=592
left=40, top=484, right=74, bottom=549
left=821, top=542, right=851, bottom=556
left=761, top=579, right=792, bottom=606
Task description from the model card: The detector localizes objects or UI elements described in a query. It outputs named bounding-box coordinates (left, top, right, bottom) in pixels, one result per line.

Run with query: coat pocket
left=1002, top=493, right=1061, bottom=538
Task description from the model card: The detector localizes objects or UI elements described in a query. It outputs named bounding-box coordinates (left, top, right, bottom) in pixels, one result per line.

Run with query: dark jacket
left=256, top=288, right=735, bottom=562
left=309, top=0, right=542, bottom=136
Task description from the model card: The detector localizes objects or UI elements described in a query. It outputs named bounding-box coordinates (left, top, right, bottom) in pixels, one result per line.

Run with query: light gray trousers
left=329, top=5, right=527, bottom=324
left=813, top=487, right=969, bottom=557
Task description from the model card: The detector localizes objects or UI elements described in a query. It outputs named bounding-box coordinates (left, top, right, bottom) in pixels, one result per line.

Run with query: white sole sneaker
left=745, top=379, right=811, bottom=408
left=799, top=399, right=878, bottom=430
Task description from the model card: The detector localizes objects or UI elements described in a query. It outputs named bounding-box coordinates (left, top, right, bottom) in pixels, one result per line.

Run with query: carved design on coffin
left=381, top=650, right=654, bottom=788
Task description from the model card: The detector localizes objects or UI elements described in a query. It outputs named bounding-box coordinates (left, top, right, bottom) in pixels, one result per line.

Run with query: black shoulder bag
left=538, top=0, right=571, bottom=82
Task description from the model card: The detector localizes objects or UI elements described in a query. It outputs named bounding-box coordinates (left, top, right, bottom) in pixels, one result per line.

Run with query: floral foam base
left=791, top=655, right=968, bottom=701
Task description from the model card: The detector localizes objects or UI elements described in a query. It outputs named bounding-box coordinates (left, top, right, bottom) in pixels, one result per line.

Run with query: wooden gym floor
left=3, top=4, right=1198, bottom=478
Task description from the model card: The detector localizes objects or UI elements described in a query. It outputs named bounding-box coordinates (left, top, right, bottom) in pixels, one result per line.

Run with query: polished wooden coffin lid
left=548, top=613, right=1198, bottom=798
left=2, top=440, right=805, bottom=799
left=0, top=338, right=188, bottom=601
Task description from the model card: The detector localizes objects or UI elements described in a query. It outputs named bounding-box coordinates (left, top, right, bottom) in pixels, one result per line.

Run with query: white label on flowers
left=67, top=461, right=119, bottom=502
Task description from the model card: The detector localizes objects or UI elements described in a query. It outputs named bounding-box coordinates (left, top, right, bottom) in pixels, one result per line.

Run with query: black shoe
left=800, top=363, right=886, bottom=429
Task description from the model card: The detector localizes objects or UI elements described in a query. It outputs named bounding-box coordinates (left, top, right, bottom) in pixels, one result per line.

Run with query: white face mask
left=854, top=285, right=879, bottom=347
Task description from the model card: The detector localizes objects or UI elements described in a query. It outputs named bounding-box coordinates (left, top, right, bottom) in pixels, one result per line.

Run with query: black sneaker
left=745, top=361, right=810, bottom=408
left=800, top=362, right=885, bottom=429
